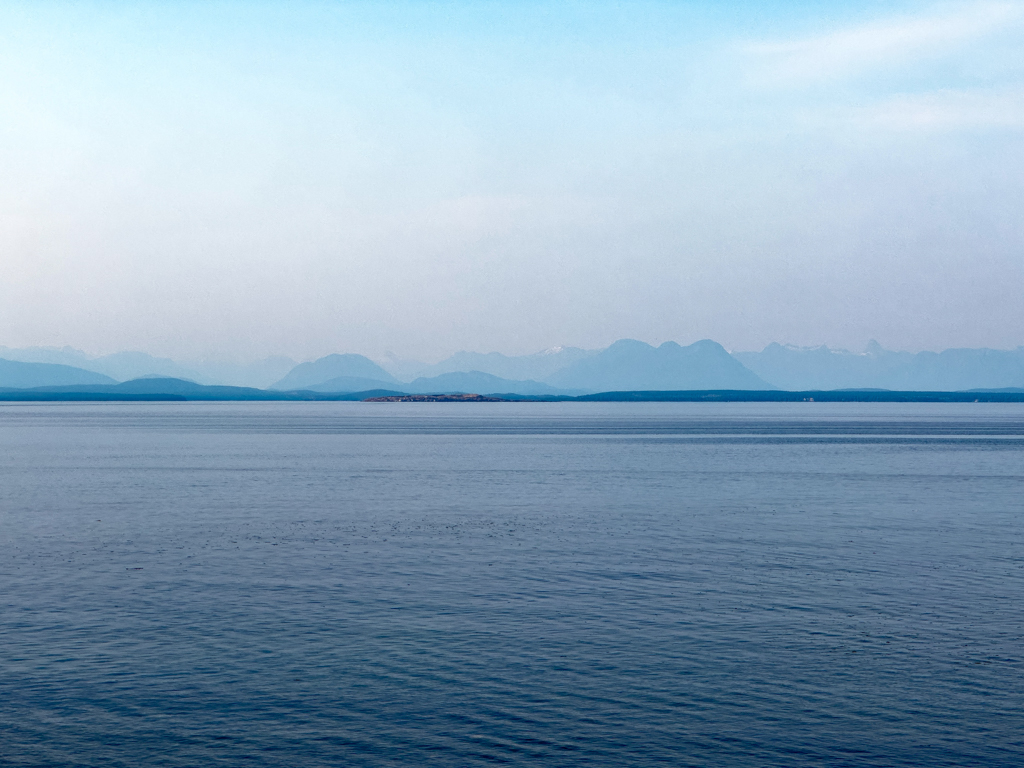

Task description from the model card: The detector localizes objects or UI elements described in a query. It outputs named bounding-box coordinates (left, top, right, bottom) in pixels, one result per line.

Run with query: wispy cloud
left=743, top=1, right=1023, bottom=87
left=865, top=86, right=1024, bottom=129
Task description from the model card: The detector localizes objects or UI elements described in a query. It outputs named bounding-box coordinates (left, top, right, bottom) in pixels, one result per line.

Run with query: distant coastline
left=2, top=380, right=1023, bottom=403
left=365, top=394, right=507, bottom=402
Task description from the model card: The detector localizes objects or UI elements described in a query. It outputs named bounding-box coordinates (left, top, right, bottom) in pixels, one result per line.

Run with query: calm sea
left=1, top=402, right=1022, bottom=767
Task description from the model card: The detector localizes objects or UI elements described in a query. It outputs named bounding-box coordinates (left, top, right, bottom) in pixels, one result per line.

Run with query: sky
left=1, top=0, right=1022, bottom=363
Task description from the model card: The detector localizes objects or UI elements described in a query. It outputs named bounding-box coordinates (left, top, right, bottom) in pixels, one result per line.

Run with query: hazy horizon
left=4, top=335, right=1024, bottom=371
left=3, top=1, right=1023, bottom=362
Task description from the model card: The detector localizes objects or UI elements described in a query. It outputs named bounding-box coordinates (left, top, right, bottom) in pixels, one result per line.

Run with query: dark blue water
left=1, top=402, right=1022, bottom=767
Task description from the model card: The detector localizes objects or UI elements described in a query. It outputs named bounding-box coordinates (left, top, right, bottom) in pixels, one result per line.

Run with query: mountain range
left=2, top=339, right=1024, bottom=395
left=263, top=340, right=765, bottom=394
left=0, top=346, right=296, bottom=388
left=734, top=342, right=1024, bottom=392
left=545, top=339, right=769, bottom=391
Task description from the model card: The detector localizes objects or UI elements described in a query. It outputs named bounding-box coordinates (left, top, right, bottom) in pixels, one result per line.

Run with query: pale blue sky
left=2, top=1, right=1022, bottom=362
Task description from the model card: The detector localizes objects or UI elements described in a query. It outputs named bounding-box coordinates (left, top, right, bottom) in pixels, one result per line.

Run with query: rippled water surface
left=1, top=402, right=1023, bottom=767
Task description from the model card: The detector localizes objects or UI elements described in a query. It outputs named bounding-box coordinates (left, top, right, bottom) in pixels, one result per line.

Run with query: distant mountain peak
left=271, top=353, right=398, bottom=390
left=604, top=339, right=652, bottom=353
left=546, top=338, right=771, bottom=391
left=0, top=358, right=117, bottom=389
